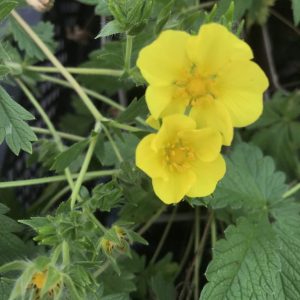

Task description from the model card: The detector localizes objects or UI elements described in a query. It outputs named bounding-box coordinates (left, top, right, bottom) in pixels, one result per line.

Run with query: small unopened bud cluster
left=100, top=226, right=129, bottom=255
left=26, top=0, right=55, bottom=12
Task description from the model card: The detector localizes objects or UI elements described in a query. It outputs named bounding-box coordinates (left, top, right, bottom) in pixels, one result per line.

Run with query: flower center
left=32, top=271, right=47, bottom=289
left=164, top=139, right=195, bottom=172
left=173, top=65, right=217, bottom=107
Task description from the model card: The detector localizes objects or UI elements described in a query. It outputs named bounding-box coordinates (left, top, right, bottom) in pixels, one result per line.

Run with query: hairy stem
left=25, top=65, right=123, bottom=77
left=124, top=35, right=133, bottom=71
left=70, top=123, right=101, bottom=209
left=16, top=79, right=76, bottom=192
left=31, top=126, right=84, bottom=142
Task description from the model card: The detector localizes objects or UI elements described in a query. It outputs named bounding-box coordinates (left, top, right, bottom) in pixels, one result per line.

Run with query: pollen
left=164, top=140, right=196, bottom=172
left=31, top=271, right=47, bottom=290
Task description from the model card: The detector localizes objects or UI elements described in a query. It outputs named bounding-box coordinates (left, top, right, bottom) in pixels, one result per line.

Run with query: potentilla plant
left=0, top=0, right=300, bottom=299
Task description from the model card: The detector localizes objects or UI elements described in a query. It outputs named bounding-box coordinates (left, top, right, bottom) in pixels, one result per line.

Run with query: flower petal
left=136, top=134, right=166, bottom=179
left=187, top=155, right=226, bottom=198
left=187, top=23, right=253, bottom=74
left=145, top=85, right=173, bottom=119
left=190, top=101, right=233, bottom=146
left=154, top=114, right=196, bottom=149
left=217, top=60, right=269, bottom=127
left=152, top=171, right=196, bottom=204
left=179, top=127, right=222, bottom=162
left=137, top=30, right=190, bottom=85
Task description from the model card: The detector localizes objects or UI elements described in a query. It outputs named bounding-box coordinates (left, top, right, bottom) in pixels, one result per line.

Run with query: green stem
left=211, top=212, right=217, bottom=251
left=124, top=35, right=133, bottom=71
left=25, top=65, right=123, bottom=77
left=150, top=206, right=177, bottom=264
left=70, top=123, right=101, bottom=209
left=0, top=170, right=119, bottom=188
left=177, top=227, right=194, bottom=278
left=11, top=11, right=103, bottom=122
left=40, top=75, right=148, bottom=128
left=40, top=74, right=125, bottom=111
left=108, top=121, right=142, bottom=132
left=138, top=206, right=166, bottom=235
left=15, top=79, right=76, bottom=192
left=102, top=125, right=124, bottom=163
left=31, top=126, right=84, bottom=142
left=194, top=207, right=200, bottom=300
left=283, top=182, right=300, bottom=198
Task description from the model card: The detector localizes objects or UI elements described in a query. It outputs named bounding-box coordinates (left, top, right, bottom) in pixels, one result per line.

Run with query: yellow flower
left=137, top=23, right=269, bottom=145
left=136, top=114, right=225, bottom=204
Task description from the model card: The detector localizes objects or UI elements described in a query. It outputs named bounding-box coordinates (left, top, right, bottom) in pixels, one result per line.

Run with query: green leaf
left=96, top=20, right=125, bottom=38
left=51, top=139, right=89, bottom=172
left=95, top=132, right=139, bottom=166
left=0, top=203, right=28, bottom=265
left=210, top=143, right=288, bottom=211
left=151, top=274, right=176, bottom=300
left=0, top=0, right=19, bottom=21
left=269, top=198, right=300, bottom=299
left=248, top=92, right=300, bottom=179
left=10, top=20, right=57, bottom=61
left=116, top=97, right=147, bottom=123
left=200, top=217, right=281, bottom=300
left=0, top=278, right=14, bottom=300
left=292, top=0, right=300, bottom=25
left=0, top=86, right=37, bottom=155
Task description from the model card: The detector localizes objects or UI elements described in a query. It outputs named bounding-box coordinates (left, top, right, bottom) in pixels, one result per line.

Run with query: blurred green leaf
left=10, top=20, right=57, bottom=61
left=0, top=0, right=19, bottom=21
left=292, top=0, right=300, bottom=25
left=52, top=139, right=89, bottom=173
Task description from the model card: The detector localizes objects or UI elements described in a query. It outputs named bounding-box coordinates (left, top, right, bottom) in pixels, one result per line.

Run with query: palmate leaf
left=0, top=86, right=37, bottom=155
left=10, top=19, right=57, bottom=61
left=200, top=217, right=281, bottom=300
left=210, top=143, right=288, bottom=211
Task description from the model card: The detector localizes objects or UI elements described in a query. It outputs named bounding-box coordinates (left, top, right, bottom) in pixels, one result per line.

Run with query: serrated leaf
left=89, top=181, right=123, bottom=212
left=10, top=20, right=57, bottom=61
left=210, top=143, right=288, bottom=211
left=0, top=86, right=37, bottom=155
left=96, top=20, right=125, bottom=38
left=51, top=139, right=89, bottom=172
left=201, top=217, right=281, bottom=300
left=0, top=0, right=19, bottom=21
